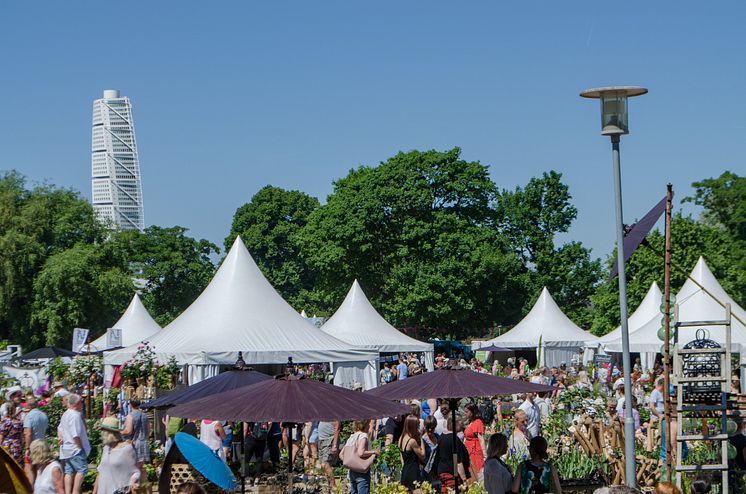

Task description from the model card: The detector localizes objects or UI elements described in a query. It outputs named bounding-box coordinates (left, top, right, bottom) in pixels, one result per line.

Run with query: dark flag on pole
left=609, top=196, right=666, bottom=281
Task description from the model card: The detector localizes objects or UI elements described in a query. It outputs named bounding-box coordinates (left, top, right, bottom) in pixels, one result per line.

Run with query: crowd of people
left=0, top=349, right=742, bottom=494
left=0, top=383, right=150, bottom=494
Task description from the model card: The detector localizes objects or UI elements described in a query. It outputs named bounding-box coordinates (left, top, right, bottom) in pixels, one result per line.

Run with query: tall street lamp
left=580, top=86, right=647, bottom=488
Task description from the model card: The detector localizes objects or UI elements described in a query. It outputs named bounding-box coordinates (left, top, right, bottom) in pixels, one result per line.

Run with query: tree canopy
left=0, top=172, right=218, bottom=348
left=111, top=226, right=219, bottom=326
left=497, top=171, right=602, bottom=326
left=0, top=172, right=132, bottom=347
left=1, top=162, right=741, bottom=348
left=297, top=148, right=529, bottom=339
left=225, top=185, right=319, bottom=310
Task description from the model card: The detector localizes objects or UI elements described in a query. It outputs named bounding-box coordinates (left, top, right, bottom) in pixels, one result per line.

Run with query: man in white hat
left=0, top=386, right=22, bottom=419
left=53, top=381, right=70, bottom=398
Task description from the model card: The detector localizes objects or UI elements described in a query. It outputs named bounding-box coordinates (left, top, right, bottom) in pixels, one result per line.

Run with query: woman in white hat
left=92, top=416, right=140, bottom=494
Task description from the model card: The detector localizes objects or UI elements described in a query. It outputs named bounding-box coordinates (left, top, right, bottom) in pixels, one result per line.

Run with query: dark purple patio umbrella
left=169, top=374, right=409, bottom=493
left=366, top=366, right=553, bottom=494
left=142, top=368, right=271, bottom=410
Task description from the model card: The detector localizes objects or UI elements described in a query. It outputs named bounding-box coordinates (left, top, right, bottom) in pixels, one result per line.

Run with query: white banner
left=72, top=328, right=90, bottom=353
left=106, top=328, right=122, bottom=349
left=1, top=365, right=48, bottom=391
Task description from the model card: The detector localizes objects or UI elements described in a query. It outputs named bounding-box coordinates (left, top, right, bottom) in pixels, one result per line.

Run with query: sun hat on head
left=5, top=385, right=22, bottom=401
left=52, top=381, right=64, bottom=388
left=98, top=416, right=123, bottom=432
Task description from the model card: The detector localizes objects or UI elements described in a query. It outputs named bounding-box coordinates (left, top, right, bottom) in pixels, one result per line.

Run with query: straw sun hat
left=98, top=416, right=123, bottom=433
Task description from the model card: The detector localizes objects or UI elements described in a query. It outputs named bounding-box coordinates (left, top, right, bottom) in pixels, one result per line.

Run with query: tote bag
left=340, top=432, right=376, bottom=473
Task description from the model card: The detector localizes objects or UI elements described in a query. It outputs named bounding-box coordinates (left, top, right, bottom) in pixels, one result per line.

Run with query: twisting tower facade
left=91, top=89, right=145, bottom=231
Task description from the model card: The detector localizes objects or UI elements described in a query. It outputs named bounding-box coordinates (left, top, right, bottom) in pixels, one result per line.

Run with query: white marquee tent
left=603, top=258, right=746, bottom=378
left=599, top=282, right=662, bottom=370
left=482, top=287, right=599, bottom=367
left=600, top=282, right=662, bottom=346
left=321, top=280, right=434, bottom=370
left=104, top=237, right=379, bottom=387
left=89, top=294, right=161, bottom=351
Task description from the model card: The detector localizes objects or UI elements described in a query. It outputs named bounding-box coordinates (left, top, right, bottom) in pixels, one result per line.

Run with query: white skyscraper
left=91, top=89, right=145, bottom=231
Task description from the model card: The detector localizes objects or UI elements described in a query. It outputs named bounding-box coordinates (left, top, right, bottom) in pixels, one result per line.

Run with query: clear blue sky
left=1, top=2, right=743, bottom=260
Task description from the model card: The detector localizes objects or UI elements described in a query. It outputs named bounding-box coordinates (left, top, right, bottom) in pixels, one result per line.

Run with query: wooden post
left=662, top=184, right=674, bottom=480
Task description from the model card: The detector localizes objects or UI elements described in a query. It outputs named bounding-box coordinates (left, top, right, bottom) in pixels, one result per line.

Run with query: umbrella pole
left=450, top=400, right=459, bottom=494
left=287, top=423, right=294, bottom=494
left=240, top=421, right=246, bottom=494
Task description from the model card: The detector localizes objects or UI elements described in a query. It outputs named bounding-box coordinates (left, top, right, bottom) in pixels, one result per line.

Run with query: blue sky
left=1, top=2, right=743, bottom=260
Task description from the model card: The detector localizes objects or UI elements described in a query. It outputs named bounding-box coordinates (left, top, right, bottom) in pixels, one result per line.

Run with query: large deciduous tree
left=111, top=226, right=218, bottom=326
left=299, top=148, right=528, bottom=339
left=0, top=172, right=128, bottom=347
left=497, top=171, right=602, bottom=327
left=30, top=244, right=133, bottom=347
left=225, top=186, right=319, bottom=310
left=685, top=171, right=746, bottom=307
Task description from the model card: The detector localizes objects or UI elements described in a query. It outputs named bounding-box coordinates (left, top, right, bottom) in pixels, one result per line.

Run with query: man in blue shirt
left=396, top=358, right=409, bottom=380
left=23, top=396, right=48, bottom=483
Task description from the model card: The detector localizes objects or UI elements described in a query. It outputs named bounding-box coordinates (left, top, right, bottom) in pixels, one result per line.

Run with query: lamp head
left=580, top=86, right=647, bottom=136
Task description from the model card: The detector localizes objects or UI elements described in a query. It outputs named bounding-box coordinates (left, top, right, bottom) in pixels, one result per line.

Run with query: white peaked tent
left=600, top=282, right=662, bottom=343
left=89, top=294, right=161, bottom=351
left=676, top=257, right=746, bottom=390
left=601, top=282, right=663, bottom=370
left=483, top=287, right=599, bottom=367
left=321, top=280, right=435, bottom=370
left=604, top=258, right=746, bottom=376
left=104, top=237, right=379, bottom=387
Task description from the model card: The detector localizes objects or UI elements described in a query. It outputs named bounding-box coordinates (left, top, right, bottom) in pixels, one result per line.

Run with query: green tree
left=590, top=213, right=731, bottom=336
left=686, top=171, right=746, bottom=307
left=0, top=172, right=108, bottom=346
left=30, top=244, right=134, bottom=347
left=225, top=186, right=320, bottom=310
left=299, top=147, right=528, bottom=339
left=111, top=226, right=218, bottom=326
left=497, top=171, right=602, bottom=326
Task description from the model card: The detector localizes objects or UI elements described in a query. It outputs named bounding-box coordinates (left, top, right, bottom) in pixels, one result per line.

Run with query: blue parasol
left=174, top=432, right=236, bottom=490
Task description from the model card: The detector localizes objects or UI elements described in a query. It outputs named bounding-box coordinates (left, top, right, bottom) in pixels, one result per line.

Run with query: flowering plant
left=68, top=355, right=103, bottom=385
left=120, top=342, right=159, bottom=381
left=155, top=356, right=181, bottom=388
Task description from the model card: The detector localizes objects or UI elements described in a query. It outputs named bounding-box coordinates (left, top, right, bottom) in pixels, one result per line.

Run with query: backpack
left=252, top=422, right=269, bottom=440
left=477, top=399, right=496, bottom=425
left=383, top=368, right=393, bottom=383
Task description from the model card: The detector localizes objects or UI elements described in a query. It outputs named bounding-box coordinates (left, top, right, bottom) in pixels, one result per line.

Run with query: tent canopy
left=600, top=282, right=662, bottom=344
left=321, top=280, right=433, bottom=354
left=674, top=257, right=746, bottom=350
left=104, top=237, right=377, bottom=366
left=486, top=287, right=599, bottom=349
left=90, top=294, right=161, bottom=351
left=604, top=257, right=746, bottom=354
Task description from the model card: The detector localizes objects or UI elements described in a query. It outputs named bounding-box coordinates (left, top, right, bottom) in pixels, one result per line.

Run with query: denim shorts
left=63, top=451, right=88, bottom=474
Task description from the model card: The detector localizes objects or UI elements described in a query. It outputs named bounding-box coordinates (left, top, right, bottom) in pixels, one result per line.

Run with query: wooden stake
left=663, top=184, right=673, bottom=479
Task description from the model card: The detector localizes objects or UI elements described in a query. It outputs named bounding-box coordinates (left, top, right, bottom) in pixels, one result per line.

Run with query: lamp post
left=580, top=86, right=647, bottom=488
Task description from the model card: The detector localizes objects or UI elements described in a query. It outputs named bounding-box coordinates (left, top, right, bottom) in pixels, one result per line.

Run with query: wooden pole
left=662, top=184, right=674, bottom=480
